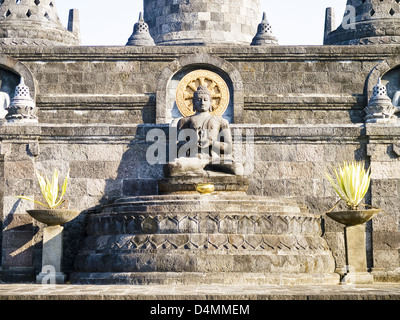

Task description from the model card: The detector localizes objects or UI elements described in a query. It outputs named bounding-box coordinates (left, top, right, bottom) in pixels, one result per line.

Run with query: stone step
left=100, top=196, right=308, bottom=215
left=70, top=271, right=341, bottom=286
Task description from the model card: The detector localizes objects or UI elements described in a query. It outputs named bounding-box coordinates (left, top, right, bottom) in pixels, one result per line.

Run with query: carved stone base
left=71, top=194, right=340, bottom=285
left=158, top=174, right=249, bottom=195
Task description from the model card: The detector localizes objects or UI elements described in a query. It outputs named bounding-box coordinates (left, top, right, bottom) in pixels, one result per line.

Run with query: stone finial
left=364, top=78, right=397, bottom=123
left=250, top=12, right=278, bottom=46
left=126, top=12, right=155, bottom=46
left=6, top=77, right=37, bottom=123
left=68, top=9, right=81, bottom=44
left=324, top=7, right=336, bottom=44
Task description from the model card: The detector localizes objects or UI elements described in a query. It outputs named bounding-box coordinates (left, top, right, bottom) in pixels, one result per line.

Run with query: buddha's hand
left=198, top=138, right=211, bottom=149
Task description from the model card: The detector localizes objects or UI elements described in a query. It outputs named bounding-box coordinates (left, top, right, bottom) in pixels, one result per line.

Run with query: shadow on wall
left=100, top=124, right=168, bottom=205
left=0, top=199, right=40, bottom=282
left=64, top=125, right=167, bottom=278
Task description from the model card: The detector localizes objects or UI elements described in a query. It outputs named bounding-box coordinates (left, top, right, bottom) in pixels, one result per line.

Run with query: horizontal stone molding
left=37, top=94, right=156, bottom=110
left=86, top=212, right=322, bottom=237
left=244, top=94, right=365, bottom=110
left=80, top=233, right=329, bottom=252
left=0, top=45, right=397, bottom=62
left=0, top=123, right=368, bottom=144
left=73, top=246, right=334, bottom=274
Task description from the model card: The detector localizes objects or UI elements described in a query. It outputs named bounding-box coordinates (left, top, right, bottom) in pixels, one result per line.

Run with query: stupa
left=325, top=0, right=400, bottom=45
left=143, top=0, right=262, bottom=45
left=0, top=0, right=80, bottom=46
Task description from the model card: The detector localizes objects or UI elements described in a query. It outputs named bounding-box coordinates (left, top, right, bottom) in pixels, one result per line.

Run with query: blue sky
left=55, top=1, right=346, bottom=46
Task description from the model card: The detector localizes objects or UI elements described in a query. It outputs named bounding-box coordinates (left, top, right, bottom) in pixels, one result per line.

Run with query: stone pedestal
left=340, top=224, right=374, bottom=284
left=36, top=225, right=66, bottom=284
left=71, top=191, right=340, bottom=285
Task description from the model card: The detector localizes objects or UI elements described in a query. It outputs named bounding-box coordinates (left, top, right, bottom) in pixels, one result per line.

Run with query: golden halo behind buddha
left=176, top=69, right=230, bottom=118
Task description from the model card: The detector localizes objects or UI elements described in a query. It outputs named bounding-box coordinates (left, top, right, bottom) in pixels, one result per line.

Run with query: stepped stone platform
left=71, top=193, right=340, bottom=285
left=1, top=283, right=400, bottom=300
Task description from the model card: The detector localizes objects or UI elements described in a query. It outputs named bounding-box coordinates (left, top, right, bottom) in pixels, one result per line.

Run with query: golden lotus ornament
left=196, top=183, right=215, bottom=195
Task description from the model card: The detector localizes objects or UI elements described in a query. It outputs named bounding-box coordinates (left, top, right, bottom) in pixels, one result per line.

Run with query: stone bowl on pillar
left=27, top=209, right=80, bottom=227
left=326, top=209, right=381, bottom=227
left=325, top=161, right=381, bottom=284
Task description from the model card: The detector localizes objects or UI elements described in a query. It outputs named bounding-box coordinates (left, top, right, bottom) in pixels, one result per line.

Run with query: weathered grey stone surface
left=35, top=225, right=65, bottom=284
left=1, top=283, right=400, bottom=300
left=0, top=0, right=79, bottom=46
left=0, top=45, right=399, bottom=283
left=144, top=0, right=261, bottom=45
left=325, top=0, right=400, bottom=45
left=71, top=195, right=339, bottom=285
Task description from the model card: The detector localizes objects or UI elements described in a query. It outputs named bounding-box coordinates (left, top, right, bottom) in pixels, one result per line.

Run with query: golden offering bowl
left=196, top=183, right=215, bottom=195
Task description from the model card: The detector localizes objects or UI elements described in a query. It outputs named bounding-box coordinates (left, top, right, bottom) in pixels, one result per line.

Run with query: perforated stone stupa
left=126, top=12, right=155, bottom=46
left=144, top=0, right=262, bottom=45
left=325, top=0, right=400, bottom=45
left=251, top=12, right=278, bottom=46
left=0, top=0, right=79, bottom=46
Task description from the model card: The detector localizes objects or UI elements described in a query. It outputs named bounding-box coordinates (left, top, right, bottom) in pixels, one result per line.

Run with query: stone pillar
left=342, top=224, right=374, bottom=284
left=36, top=225, right=66, bottom=284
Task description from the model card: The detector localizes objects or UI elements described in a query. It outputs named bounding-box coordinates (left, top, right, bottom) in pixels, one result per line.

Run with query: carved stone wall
left=0, top=45, right=399, bottom=282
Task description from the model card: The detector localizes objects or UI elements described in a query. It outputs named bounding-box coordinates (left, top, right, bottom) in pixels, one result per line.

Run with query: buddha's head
left=193, top=85, right=212, bottom=114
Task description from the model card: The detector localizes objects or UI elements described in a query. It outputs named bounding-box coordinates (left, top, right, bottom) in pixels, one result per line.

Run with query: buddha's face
left=193, top=92, right=211, bottom=113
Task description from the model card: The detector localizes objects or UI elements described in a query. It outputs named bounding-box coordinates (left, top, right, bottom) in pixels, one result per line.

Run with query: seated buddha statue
left=164, top=85, right=244, bottom=177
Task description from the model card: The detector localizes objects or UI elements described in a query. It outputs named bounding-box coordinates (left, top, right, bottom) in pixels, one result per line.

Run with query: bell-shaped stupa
left=0, top=0, right=80, bottom=46
left=251, top=12, right=278, bottom=46
left=364, top=78, right=398, bottom=123
left=144, top=0, right=262, bottom=45
left=6, top=77, right=37, bottom=122
left=325, top=0, right=400, bottom=45
left=126, top=12, right=155, bottom=46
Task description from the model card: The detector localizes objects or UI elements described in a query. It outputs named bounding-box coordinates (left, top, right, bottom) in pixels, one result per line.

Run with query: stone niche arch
left=366, top=57, right=400, bottom=102
left=156, top=53, right=244, bottom=124
left=0, top=54, right=36, bottom=100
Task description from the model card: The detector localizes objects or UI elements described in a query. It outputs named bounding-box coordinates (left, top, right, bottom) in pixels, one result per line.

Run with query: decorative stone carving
left=176, top=69, right=230, bottom=118
left=251, top=12, right=279, bottom=46
left=364, top=78, right=397, bottom=123
left=126, top=12, right=155, bottom=46
left=71, top=195, right=339, bottom=285
left=6, top=77, right=37, bottom=123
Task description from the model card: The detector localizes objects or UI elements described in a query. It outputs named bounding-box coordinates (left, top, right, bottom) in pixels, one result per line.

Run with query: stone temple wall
left=0, top=45, right=399, bottom=282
